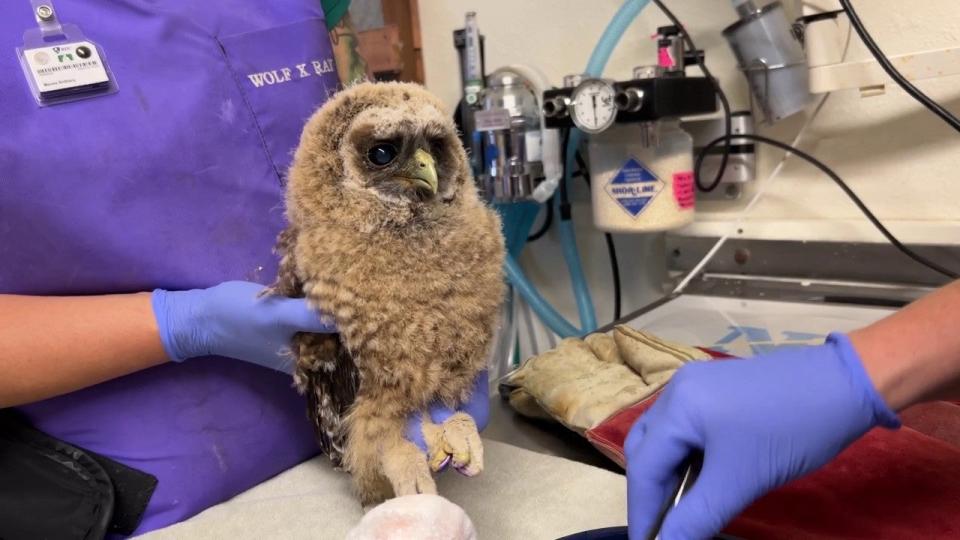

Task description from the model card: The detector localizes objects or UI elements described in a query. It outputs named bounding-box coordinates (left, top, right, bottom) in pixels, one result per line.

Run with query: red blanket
left=585, top=350, right=960, bottom=539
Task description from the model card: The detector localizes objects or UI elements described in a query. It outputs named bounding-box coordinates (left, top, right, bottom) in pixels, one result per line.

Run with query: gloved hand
left=625, top=333, right=900, bottom=540
left=151, top=280, right=335, bottom=372
left=405, top=370, right=490, bottom=472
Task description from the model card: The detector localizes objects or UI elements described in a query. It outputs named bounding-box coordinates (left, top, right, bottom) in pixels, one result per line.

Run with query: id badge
left=16, top=1, right=118, bottom=106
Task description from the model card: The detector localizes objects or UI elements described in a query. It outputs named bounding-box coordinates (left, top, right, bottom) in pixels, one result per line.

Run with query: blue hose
left=505, top=0, right=648, bottom=337
left=505, top=255, right=582, bottom=337
left=557, top=215, right=596, bottom=330
left=554, top=0, right=650, bottom=333
left=496, top=201, right=542, bottom=258
left=585, top=0, right=649, bottom=76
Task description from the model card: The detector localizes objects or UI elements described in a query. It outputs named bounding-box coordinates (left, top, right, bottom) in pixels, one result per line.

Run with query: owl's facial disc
left=365, top=140, right=439, bottom=198
left=347, top=105, right=456, bottom=204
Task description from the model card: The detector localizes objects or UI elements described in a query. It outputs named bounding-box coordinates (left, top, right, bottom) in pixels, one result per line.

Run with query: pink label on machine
left=657, top=47, right=675, bottom=68
left=673, top=171, right=695, bottom=209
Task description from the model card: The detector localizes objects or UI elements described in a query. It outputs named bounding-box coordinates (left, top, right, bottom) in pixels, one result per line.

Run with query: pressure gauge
left=570, top=78, right=618, bottom=134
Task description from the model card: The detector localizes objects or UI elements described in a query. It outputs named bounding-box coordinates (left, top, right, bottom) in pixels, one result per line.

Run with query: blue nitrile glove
left=405, top=370, right=490, bottom=471
left=625, top=333, right=900, bottom=540
left=151, top=280, right=335, bottom=373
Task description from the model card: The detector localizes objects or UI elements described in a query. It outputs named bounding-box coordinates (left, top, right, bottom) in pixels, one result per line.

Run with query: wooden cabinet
left=352, top=0, right=424, bottom=83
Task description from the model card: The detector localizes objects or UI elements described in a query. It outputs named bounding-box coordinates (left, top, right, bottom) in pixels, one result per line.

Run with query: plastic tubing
left=505, top=0, right=647, bottom=337
left=554, top=0, right=649, bottom=333
left=505, top=255, right=582, bottom=338
left=585, top=0, right=649, bottom=77
left=556, top=215, right=596, bottom=331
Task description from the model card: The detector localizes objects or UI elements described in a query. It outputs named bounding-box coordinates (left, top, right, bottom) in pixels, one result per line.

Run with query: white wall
left=417, top=0, right=960, bottom=358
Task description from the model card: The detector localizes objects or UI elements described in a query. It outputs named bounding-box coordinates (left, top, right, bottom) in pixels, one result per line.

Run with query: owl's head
left=289, top=82, right=474, bottom=224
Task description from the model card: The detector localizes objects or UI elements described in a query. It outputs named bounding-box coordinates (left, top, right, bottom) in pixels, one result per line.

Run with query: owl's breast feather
left=300, top=206, right=502, bottom=347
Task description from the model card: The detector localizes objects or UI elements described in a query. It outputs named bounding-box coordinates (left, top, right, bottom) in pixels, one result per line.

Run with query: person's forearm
left=0, top=293, right=167, bottom=407
left=851, top=280, right=960, bottom=410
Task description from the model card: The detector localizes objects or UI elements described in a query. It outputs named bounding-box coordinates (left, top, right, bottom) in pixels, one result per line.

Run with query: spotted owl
left=266, top=82, right=505, bottom=506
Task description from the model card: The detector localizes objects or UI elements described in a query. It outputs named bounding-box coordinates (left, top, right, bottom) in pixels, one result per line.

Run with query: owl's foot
left=422, top=412, right=484, bottom=477
left=380, top=439, right=437, bottom=498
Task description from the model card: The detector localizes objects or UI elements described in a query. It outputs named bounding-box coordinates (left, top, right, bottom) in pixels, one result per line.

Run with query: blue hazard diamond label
left=605, top=158, right=664, bottom=217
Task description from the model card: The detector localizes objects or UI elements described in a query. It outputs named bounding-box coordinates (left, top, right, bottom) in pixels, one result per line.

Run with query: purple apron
left=1, top=0, right=339, bottom=534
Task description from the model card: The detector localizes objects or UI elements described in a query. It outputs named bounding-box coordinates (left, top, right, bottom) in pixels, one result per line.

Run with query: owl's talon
left=430, top=453, right=451, bottom=473
left=438, top=412, right=484, bottom=477
left=455, top=462, right=482, bottom=477
left=429, top=450, right=451, bottom=472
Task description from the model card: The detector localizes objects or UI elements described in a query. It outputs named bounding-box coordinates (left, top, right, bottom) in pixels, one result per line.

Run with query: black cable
left=559, top=128, right=572, bottom=220
left=696, top=133, right=959, bottom=280
left=652, top=0, right=732, bottom=193
left=576, top=151, right=623, bottom=321
left=574, top=151, right=588, bottom=179
left=840, top=0, right=960, bottom=134
left=527, top=196, right=554, bottom=242
left=604, top=233, right=623, bottom=321
left=797, top=9, right=845, bottom=26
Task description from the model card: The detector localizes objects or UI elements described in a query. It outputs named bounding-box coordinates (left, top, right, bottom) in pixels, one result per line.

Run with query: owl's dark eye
left=428, top=138, right=445, bottom=156
left=367, top=143, right=399, bottom=167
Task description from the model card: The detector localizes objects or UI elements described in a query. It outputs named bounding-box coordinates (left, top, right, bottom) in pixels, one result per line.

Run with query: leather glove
left=151, top=280, right=334, bottom=372
left=405, top=370, right=490, bottom=472
left=625, top=333, right=900, bottom=540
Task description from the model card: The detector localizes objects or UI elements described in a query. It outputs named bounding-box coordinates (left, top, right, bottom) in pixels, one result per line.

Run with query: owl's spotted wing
left=271, top=228, right=361, bottom=467
left=294, top=332, right=359, bottom=468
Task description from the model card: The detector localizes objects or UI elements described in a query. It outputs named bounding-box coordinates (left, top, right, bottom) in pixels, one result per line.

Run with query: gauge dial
left=570, top=79, right=618, bottom=134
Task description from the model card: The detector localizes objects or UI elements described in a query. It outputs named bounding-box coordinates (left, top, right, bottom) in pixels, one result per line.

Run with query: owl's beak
left=396, top=148, right=438, bottom=196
